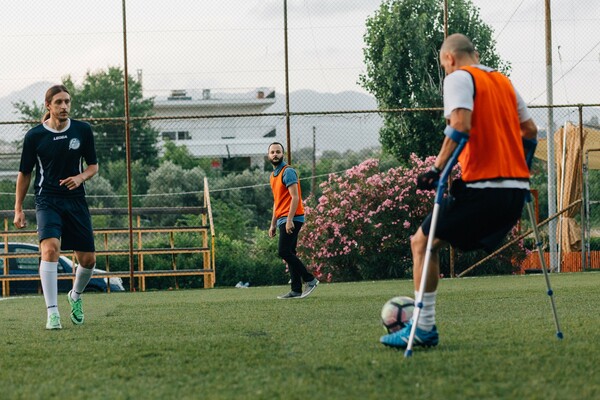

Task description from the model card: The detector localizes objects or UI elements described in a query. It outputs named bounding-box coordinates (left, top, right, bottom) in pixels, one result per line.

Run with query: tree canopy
left=14, top=66, right=159, bottom=166
left=360, top=0, right=509, bottom=162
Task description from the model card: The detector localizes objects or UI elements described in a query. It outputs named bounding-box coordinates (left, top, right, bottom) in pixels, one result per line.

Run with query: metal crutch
left=404, top=137, right=467, bottom=358
left=524, top=194, right=564, bottom=339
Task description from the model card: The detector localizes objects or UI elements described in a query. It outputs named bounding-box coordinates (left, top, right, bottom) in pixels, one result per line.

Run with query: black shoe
left=277, top=291, right=302, bottom=299
left=301, top=278, right=319, bottom=298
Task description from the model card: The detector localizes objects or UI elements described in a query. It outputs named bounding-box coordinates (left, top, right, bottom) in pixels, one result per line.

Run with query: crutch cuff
left=444, top=125, right=469, bottom=144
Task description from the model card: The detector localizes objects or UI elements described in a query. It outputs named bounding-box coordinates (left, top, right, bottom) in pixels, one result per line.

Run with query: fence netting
left=0, top=1, right=598, bottom=279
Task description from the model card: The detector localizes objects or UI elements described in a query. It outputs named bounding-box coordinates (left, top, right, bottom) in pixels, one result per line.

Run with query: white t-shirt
left=443, top=65, right=530, bottom=190
left=443, top=64, right=531, bottom=122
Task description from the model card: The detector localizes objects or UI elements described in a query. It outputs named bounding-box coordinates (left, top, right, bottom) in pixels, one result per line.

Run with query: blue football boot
left=380, top=320, right=439, bottom=349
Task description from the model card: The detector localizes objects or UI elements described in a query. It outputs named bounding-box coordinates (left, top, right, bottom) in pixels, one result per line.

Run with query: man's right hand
left=416, top=167, right=441, bottom=190
left=268, top=225, right=276, bottom=238
left=13, top=211, right=26, bottom=229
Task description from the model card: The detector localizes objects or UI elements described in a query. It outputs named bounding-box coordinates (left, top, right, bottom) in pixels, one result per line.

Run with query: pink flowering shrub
left=299, top=155, right=527, bottom=282
left=298, top=155, right=438, bottom=281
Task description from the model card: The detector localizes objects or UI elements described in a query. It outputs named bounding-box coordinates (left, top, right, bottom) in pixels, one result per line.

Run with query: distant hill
left=0, top=84, right=384, bottom=154
left=266, top=90, right=383, bottom=153
left=0, top=81, right=52, bottom=121
left=268, top=89, right=378, bottom=113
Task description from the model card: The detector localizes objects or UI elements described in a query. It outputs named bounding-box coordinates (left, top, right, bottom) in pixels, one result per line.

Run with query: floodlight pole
left=284, top=0, right=292, bottom=165
left=122, top=0, right=136, bottom=291
left=545, top=0, right=558, bottom=272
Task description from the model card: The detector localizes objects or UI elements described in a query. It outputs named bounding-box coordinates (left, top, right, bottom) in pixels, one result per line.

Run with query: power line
left=0, top=170, right=349, bottom=199
left=529, top=38, right=600, bottom=104
left=494, top=0, right=526, bottom=41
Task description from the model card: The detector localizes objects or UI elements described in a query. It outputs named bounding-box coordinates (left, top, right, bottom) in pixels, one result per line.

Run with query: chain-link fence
left=0, top=1, right=599, bottom=283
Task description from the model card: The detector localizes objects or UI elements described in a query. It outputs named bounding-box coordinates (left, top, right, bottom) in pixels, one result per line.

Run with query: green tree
left=103, top=159, right=153, bottom=206
left=360, top=0, right=509, bottom=162
left=161, top=141, right=201, bottom=170
left=14, top=66, right=159, bottom=166
left=142, top=161, right=206, bottom=224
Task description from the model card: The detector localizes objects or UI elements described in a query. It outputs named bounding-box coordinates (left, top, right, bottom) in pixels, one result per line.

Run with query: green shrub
left=215, top=228, right=287, bottom=287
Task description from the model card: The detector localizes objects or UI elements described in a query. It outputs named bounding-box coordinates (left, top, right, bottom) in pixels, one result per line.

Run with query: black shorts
left=421, top=183, right=527, bottom=253
left=35, top=195, right=95, bottom=252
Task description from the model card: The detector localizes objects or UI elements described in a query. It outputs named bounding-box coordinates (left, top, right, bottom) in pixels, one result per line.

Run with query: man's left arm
left=417, top=109, right=471, bottom=190
left=285, top=183, right=300, bottom=234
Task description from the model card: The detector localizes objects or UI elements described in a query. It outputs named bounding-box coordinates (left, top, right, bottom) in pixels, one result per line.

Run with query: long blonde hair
left=42, top=84, right=70, bottom=123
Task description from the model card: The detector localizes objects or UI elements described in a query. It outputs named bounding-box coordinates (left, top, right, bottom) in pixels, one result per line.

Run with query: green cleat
left=67, top=290, right=84, bottom=325
left=46, top=314, right=62, bottom=330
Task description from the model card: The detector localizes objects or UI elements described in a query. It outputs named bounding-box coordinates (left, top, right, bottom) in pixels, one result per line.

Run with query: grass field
left=1, top=272, right=599, bottom=400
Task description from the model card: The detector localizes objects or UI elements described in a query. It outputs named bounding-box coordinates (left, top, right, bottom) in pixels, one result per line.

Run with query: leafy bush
left=215, top=228, right=287, bottom=287
left=210, top=169, right=273, bottom=229
left=298, top=156, right=437, bottom=281
left=299, top=156, right=527, bottom=282
left=142, top=161, right=206, bottom=225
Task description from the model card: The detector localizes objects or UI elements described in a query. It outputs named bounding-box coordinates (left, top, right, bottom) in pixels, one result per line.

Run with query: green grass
left=1, top=273, right=599, bottom=400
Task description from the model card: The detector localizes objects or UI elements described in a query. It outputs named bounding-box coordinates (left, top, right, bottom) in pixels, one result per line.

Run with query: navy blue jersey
left=19, top=119, right=97, bottom=197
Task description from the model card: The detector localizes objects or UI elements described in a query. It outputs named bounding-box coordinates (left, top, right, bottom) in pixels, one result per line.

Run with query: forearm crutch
left=525, top=194, right=563, bottom=339
left=404, top=135, right=468, bottom=358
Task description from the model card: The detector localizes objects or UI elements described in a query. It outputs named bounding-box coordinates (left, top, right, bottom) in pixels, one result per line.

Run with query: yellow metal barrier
left=0, top=179, right=216, bottom=297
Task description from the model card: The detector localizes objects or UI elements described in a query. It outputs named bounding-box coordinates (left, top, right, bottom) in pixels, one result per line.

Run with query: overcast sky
left=0, top=0, right=598, bottom=107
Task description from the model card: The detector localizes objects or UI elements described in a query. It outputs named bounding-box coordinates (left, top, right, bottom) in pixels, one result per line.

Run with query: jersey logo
left=68, top=138, right=81, bottom=150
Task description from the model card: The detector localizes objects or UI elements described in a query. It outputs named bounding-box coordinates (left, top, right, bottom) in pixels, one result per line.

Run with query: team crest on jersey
left=68, top=138, right=81, bottom=150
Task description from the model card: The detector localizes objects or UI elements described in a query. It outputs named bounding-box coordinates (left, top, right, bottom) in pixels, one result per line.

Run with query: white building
left=152, top=88, right=276, bottom=170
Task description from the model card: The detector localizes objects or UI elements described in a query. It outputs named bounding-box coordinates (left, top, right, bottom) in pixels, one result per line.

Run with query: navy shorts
left=35, top=195, right=95, bottom=252
left=421, top=183, right=527, bottom=253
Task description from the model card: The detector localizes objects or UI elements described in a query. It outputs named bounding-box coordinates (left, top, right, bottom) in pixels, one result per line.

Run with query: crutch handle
left=434, top=138, right=468, bottom=204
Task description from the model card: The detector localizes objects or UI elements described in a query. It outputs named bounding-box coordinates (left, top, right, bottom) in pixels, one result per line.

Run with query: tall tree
left=14, top=66, right=159, bottom=166
left=360, top=0, right=509, bottom=162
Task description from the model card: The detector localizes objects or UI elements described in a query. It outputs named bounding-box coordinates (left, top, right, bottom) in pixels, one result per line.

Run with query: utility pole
left=545, top=0, right=558, bottom=272
left=283, top=0, right=292, bottom=164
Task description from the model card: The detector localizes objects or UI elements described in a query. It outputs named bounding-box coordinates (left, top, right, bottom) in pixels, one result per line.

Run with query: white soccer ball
left=381, top=296, right=414, bottom=333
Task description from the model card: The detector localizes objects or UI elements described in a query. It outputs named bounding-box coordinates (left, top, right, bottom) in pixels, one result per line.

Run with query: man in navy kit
left=14, top=85, right=98, bottom=330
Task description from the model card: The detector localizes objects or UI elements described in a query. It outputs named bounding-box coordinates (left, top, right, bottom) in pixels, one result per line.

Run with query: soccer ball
left=381, top=296, right=414, bottom=333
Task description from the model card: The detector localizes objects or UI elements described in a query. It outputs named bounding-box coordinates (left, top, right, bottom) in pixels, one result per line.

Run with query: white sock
left=40, top=261, right=59, bottom=317
left=415, top=290, right=437, bottom=331
left=71, top=265, right=94, bottom=300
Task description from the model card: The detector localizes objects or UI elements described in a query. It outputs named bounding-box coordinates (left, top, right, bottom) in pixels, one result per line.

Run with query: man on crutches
left=380, top=33, right=538, bottom=351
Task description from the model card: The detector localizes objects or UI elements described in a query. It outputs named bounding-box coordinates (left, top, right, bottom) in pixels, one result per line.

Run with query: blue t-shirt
left=273, top=162, right=305, bottom=228
left=19, top=119, right=97, bottom=197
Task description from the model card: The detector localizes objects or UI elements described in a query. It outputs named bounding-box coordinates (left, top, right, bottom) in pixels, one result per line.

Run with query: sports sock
left=71, top=265, right=94, bottom=300
left=414, top=290, right=437, bottom=331
left=40, top=261, right=59, bottom=316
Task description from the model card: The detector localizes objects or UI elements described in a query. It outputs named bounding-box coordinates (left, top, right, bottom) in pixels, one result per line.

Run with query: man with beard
left=267, top=142, right=318, bottom=299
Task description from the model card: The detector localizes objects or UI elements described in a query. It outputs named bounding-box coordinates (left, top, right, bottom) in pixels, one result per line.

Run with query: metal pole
left=557, top=122, right=567, bottom=272
left=122, top=0, right=136, bottom=291
left=284, top=0, right=292, bottom=164
left=579, top=106, right=585, bottom=270
left=443, top=0, right=455, bottom=277
left=545, top=0, right=558, bottom=272
left=312, top=126, right=316, bottom=195
left=444, top=0, right=448, bottom=38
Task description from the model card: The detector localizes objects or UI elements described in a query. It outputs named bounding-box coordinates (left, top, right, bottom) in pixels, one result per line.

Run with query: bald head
left=441, top=33, right=476, bottom=57
left=439, top=33, right=479, bottom=74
